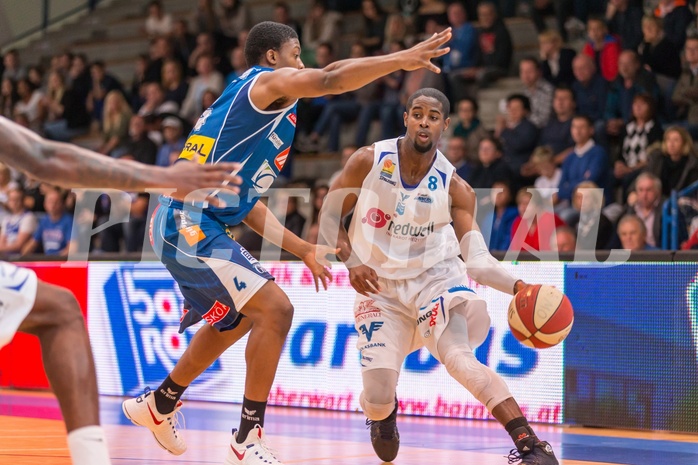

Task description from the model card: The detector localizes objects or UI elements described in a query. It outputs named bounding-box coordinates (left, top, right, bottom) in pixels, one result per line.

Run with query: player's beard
left=413, top=138, right=433, bottom=153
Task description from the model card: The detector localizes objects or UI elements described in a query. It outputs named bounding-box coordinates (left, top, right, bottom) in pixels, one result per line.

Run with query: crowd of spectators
left=2, top=0, right=698, bottom=258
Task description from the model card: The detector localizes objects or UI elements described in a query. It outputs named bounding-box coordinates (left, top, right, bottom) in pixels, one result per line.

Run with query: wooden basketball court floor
left=1, top=390, right=697, bottom=465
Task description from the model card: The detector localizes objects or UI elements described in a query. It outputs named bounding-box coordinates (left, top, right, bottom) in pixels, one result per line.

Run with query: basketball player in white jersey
left=319, top=88, right=559, bottom=465
left=0, top=116, right=242, bottom=465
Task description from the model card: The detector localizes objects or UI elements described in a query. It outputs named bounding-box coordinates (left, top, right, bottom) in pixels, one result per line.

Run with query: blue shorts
left=150, top=197, right=274, bottom=333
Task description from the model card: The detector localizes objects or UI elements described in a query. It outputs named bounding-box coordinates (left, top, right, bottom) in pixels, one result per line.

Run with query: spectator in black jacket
left=653, top=0, right=693, bottom=49
left=87, top=61, right=123, bottom=122
left=538, top=86, right=576, bottom=165
left=646, top=126, right=698, bottom=197
left=496, top=94, right=539, bottom=186
left=456, top=2, right=512, bottom=88
left=639, top=15, right=682, bottom=80
left=539, top=30, right=575, bottom=87
left=42, top=71, right=90, bottom=142
left=467, top=137, right=513, bottom=190
left=117, top=115, right=157, bottom=165
left=639, top=14, right=682, bottom=120
left=606, top=0, right=644, bottom=50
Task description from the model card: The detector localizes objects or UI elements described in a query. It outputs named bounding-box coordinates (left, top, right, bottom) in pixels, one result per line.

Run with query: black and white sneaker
left=508, top=441, right=559, bottom=465
left=366, top=398, right=400, bottom=462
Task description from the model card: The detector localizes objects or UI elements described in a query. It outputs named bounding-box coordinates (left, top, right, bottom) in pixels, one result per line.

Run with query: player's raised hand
left=398, top=28, right=452, bottom=74
left=302, top=245, right=340, bottom=292
left=165, top=161, right=242, bottom=207
left=348, top=264, right=381, bottom=297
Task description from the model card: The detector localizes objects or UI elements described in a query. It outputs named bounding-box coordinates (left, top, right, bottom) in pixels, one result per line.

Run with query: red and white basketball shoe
left=225, top=425, right=283, bottom=465
left=122, top=388, right=186, bottom=455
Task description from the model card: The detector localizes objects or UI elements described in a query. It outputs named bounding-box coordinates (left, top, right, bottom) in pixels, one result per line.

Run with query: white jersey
left=348, top=138, right=460, bottom=279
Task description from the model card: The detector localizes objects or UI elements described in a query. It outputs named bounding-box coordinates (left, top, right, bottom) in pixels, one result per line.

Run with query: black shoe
left=366, top=399, right=400, bottom=462
left=507, top=441, right=559, bottom=465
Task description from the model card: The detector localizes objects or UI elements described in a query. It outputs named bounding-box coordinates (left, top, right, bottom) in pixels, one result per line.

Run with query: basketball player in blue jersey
left=0, top=116, right=242, bottom=465
left=319, top=88, right=559, bottom=465
left=121, top=21, right=452, bottom=465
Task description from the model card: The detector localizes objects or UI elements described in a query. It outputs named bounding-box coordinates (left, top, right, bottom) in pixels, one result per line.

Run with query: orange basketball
left=507, top=284, right=574, bottom=349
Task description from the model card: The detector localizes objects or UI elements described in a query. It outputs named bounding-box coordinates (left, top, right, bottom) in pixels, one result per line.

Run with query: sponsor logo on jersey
left=361, top=208, right=391, bottom=228
left=417, top=298, right=444, bottom=331
left=240, top=248, right=258, bottom=264
left=396, top=192, right=410, bottom=216
left=381, top=159, right=395, bottom=177
left=355, top=299, right=381, bottom=321
left=379, top=159, right=396, bottom=185
left=252, top=159, right=277, bottom=193
left=175, top=209, right=193, bottom=230
left=359, top=321, right=384, bottom=342
left=180, top=135, right=215, bottom=164
left=274, top=147, right=290, bottom=171
left=429, top=303, right=439, bottom=327
left=417, top=306, right=438, bottom=326
left=359, top=342, right=386, bottom=350
left=379, top=176, right=397, bottom=186
left=287, top=113, right=297, bottom=126
left=179, top=225, right=206, bottom=247
left=416, top=193, right=433, bottom=204
left=202, top=300, right=231, bottom=325
left=387, top=220, right=435, bottom=238
left=269, top=132, right=283, bottom=149
left=194, top=108, right=213, bottom=131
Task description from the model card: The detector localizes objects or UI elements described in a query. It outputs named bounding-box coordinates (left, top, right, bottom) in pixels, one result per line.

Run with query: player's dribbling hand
left=399, top=28, right=452, bottom=74
left=303, top=245, right=340, bottom=292
left=165, top=161, right=242, bottom=207
left=349, top=264, right=381, bottom=297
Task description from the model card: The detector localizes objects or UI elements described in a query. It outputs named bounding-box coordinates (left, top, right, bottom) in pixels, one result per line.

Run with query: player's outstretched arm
left=242, top=200, right=337, bottom=291
left=251, top=29, right=452, bottom=109
left=0, top=116, right=241, bottom=205
left=450, top=174, right=523, bottom=295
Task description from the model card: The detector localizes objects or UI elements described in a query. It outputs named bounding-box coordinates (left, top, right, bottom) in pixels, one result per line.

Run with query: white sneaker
left=225, top=425, right=283, bottom=464
left=122, top=388, right=186, bottom=455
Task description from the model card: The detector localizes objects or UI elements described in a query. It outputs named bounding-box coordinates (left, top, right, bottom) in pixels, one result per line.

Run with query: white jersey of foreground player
left=349, top=137, right=461, bottom=280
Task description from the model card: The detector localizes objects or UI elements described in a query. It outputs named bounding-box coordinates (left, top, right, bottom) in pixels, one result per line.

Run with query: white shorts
left=0, top=262, right=38, bottom=349
left=354, top=257, right=489, bottom=373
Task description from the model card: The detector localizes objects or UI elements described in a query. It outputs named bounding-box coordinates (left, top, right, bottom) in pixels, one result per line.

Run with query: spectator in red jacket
left=510, top=187, right=566, bottom=253
left=582, top=17, right=621, bottom=82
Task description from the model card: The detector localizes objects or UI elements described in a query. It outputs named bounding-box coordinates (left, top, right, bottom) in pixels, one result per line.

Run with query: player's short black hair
left=406, top=88, right=450, bottom=116
left=244, top=21, right=298, bottom=67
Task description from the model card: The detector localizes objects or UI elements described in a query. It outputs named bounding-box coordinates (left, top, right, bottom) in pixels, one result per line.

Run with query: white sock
left=67, top=426, right=111, bottom=465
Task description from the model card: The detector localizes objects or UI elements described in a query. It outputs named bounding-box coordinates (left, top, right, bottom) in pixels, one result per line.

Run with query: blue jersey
left=173, top=66, right=297, bottom=225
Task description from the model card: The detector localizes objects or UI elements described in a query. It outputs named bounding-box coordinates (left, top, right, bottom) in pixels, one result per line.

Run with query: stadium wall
left=0, top=0, right=87, bottom=47
left=1, top=258, right=696, bottom=433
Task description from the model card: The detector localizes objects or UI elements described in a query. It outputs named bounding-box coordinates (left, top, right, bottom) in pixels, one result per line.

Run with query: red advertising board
left=0, top=262, right=88, bottom=389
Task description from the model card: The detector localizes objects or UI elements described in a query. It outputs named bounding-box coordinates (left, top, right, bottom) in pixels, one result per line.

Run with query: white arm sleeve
left=459, top=230, right=518, bottom=295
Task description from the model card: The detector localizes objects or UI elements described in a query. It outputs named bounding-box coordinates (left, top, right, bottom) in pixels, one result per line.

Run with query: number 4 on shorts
left=234, top=277, right=247, bottom=291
